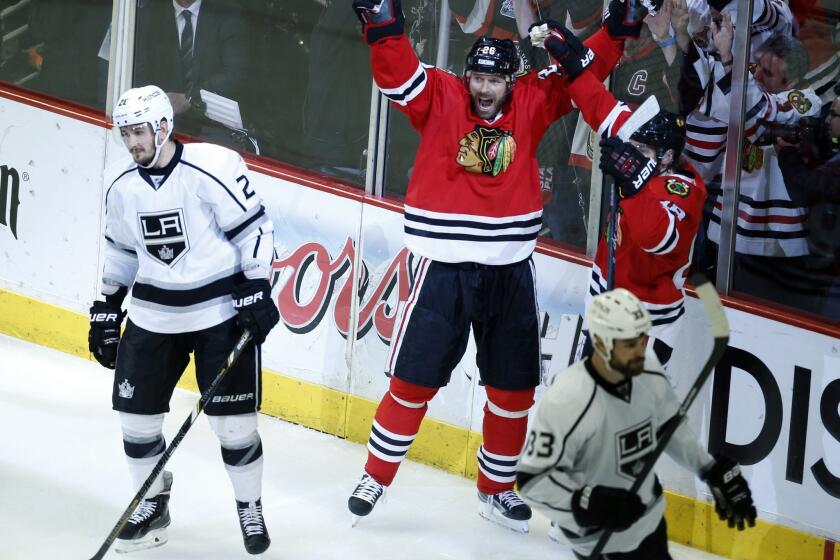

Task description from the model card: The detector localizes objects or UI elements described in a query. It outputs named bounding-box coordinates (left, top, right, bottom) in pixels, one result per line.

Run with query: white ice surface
left=0, top=334, right=727, bottom=560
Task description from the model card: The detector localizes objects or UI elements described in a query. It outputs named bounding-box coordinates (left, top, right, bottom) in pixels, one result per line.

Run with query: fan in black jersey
left=517, top=288, right=756, bottom=559
left=88, top=85, right=279, bottom=555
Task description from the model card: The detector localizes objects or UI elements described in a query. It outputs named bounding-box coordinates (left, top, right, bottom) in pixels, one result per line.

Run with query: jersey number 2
left=237, top=175, right=255, bottom=200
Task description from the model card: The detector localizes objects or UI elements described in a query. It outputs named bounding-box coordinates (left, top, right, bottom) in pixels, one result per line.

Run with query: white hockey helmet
left=587, top=288, right=652, bottom=361
left=112, top=85, right=174, bottom=168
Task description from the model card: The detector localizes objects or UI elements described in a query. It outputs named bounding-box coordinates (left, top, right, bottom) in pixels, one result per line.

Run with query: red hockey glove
left=352, top=0, right=405, bottom=45
left=701, top=456, right=757, bottom=531
left=572, top=485, right=646, bottom=531
left=599, top=137, right=658, bottom=198
left=536, top=20, right=595, bottom=82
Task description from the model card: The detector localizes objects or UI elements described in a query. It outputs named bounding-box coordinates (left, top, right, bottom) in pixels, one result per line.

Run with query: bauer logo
left=138, top=208, right=189, bottom=266
left=616, top=418, right=655, bottom=481
left=211, top=393, right=254, bottom=403
left=0, top=165, right=21, bottom=239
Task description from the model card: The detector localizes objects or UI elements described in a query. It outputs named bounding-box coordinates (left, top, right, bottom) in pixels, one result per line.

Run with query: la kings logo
left=138, top=209, right=189, bottom=266
left=615, top=418, right=655, bottom=481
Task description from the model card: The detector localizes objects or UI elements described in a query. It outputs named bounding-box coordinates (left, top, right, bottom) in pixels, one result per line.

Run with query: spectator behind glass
left=774, top=87, right=840, bottom=319
left=28, top=0, right=111, bottom=108
left=682, top=13, right=825, bottom=315
left=133, top=0, right=252, bottom=152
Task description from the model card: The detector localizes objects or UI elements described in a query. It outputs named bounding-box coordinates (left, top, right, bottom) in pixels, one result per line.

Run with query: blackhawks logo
left=665, top=178, right=690, bottom=197
left=787, top=90, right=812, bottom=114
left=456, top=125, right=517, bottom=176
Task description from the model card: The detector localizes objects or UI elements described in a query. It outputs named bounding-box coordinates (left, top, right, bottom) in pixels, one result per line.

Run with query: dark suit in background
left=133, top=0, right=250, bottom=150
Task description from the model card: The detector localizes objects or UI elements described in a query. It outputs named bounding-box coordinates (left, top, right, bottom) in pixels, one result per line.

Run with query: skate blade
left=115, top=527, right=169, bottom=553
left=351, top=514, right=362, bottom=528
left=478, top=508, right=530, bottom=534
left=548, top=522, right=563, bottom=544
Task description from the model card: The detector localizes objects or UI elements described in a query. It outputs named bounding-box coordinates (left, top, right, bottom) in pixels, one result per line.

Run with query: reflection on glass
left=682, top=0, right=839, bottom=320
left=0, top=0, right=111, bottom=109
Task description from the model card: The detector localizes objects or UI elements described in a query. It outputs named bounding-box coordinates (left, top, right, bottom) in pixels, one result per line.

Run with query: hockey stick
left=606, top=178, right=618, bottom=290
left=587, top=275, right=729, bottom=559
left=89, top=329, right=253, bottom=560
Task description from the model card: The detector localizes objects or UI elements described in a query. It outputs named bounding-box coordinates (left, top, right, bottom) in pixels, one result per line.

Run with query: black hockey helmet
left=465, top=37, right=520, bottom=80
left=630, top=110, right=687, bottom=160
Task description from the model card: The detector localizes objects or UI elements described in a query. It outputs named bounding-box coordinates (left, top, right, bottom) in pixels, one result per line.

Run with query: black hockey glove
left=701, top=456, right=757, bottom=531
left=232, top=279, right=279, bottom=345
left=352, top=0, right=404, bottom=45
left=604, top=0, right=664, bottom=39
left=538, top=20, right=595, bottom=82
left=88, top=300, right=126, bottom=369
left=571, top=485, right=646, bottom=531
left=599, top=137, right=658, bottom=198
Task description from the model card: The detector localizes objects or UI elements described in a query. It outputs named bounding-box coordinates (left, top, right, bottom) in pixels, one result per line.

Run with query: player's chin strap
left=139, top=126, right=173, bottom=169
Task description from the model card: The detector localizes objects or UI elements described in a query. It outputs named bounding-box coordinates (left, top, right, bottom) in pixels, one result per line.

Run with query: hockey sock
left=208, top=413, right=264, bottom=502
left=120, top=412, right=167, bottom=497
left=364, top=377, right=439, bottom=486
left=477, top=386, right=535, bottom=495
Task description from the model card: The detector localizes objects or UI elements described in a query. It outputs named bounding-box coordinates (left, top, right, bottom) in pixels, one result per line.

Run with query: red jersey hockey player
left=347, top=0, right=661, bottom=533
left=537, top=22, right=707, bottom=368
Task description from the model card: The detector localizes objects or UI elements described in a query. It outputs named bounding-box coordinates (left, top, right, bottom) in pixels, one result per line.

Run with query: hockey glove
left=232, top=279, right=279, bottom=345
left=88, top=300, right=126, bottom=369
left=701, top=456, right=757, bottom=531
left=536, top=20, right=595, bottom=82
left=604, top=0, right=664, bottom=39
left=571, top=485, right=646, bottom=531
left=599, top=137, right=658, bottom=198
left=352, top=0, right=405, bottom=45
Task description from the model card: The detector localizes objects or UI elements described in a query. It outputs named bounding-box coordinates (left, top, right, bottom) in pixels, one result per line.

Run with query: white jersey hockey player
left=88, top=85, right=279, bottom=555
left=517, top=289, right=756, bottom=559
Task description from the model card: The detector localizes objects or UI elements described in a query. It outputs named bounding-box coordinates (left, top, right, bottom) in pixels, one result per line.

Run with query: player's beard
left=131, top=145, right=154, bottom=166
left=609, top=355, right=646, bottom=378
left=471, top=94, right=504, bottom=120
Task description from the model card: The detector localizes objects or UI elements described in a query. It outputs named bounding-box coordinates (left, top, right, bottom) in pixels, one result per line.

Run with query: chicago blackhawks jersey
left=590, top=167, right=706, bottom=324
left=518, top=356, right=713, bottom=556
left=369, top=29, right=623, bottom=264
left=565, top=71, right=707, bottom=318
left=102, top=141, right=274, bottom=333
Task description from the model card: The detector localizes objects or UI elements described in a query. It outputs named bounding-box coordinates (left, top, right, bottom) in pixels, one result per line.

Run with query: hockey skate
left=477, top=489, right=531, bottom=533
left=348, top=473, right=386, bottom=526
left=236, top=498, right=271, bottom=556
left=115, top=470, right=173, bottom=553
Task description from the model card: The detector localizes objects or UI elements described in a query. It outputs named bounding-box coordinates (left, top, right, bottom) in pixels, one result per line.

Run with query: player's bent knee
left=389, top=376, right=439, bottom=407
left=119, top=412, right=165, bottom=438
left=485, top=386, right=535, bottom=417
left=207, top=412, right=259, bottom=448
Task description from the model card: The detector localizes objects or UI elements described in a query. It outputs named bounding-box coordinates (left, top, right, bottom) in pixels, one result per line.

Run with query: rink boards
left=1, top=90, right=839, bottom=560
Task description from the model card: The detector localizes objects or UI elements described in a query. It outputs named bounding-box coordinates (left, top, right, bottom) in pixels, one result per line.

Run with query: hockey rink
left=0, top=333, right=727, bottom=560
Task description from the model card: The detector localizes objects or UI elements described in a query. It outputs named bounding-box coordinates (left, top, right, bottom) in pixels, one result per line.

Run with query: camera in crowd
left=756, top=116, right=829, bottom=162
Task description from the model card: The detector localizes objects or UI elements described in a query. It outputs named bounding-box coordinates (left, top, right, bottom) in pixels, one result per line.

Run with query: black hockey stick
left=606, top=179, right=618, bottom=290
left=89, top=329, right=253, bottom=560
left=587, top=275, right=729, bottom=559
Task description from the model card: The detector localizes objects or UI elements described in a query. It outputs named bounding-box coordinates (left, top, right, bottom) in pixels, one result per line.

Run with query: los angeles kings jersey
left=369, top=29, right=623, bottom=264
left=518, top=357, right=713, bottom=555
left=102, top=141, right=274, bottom=334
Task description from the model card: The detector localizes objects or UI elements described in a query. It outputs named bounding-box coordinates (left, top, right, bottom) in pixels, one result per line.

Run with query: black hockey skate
left=115, top=471, right=173, bottom=553
left=477, top=489, right=531, bottom=533
left=348, top=473, right=386, bottom=526
left=236, top=499, right=271, bottom=555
